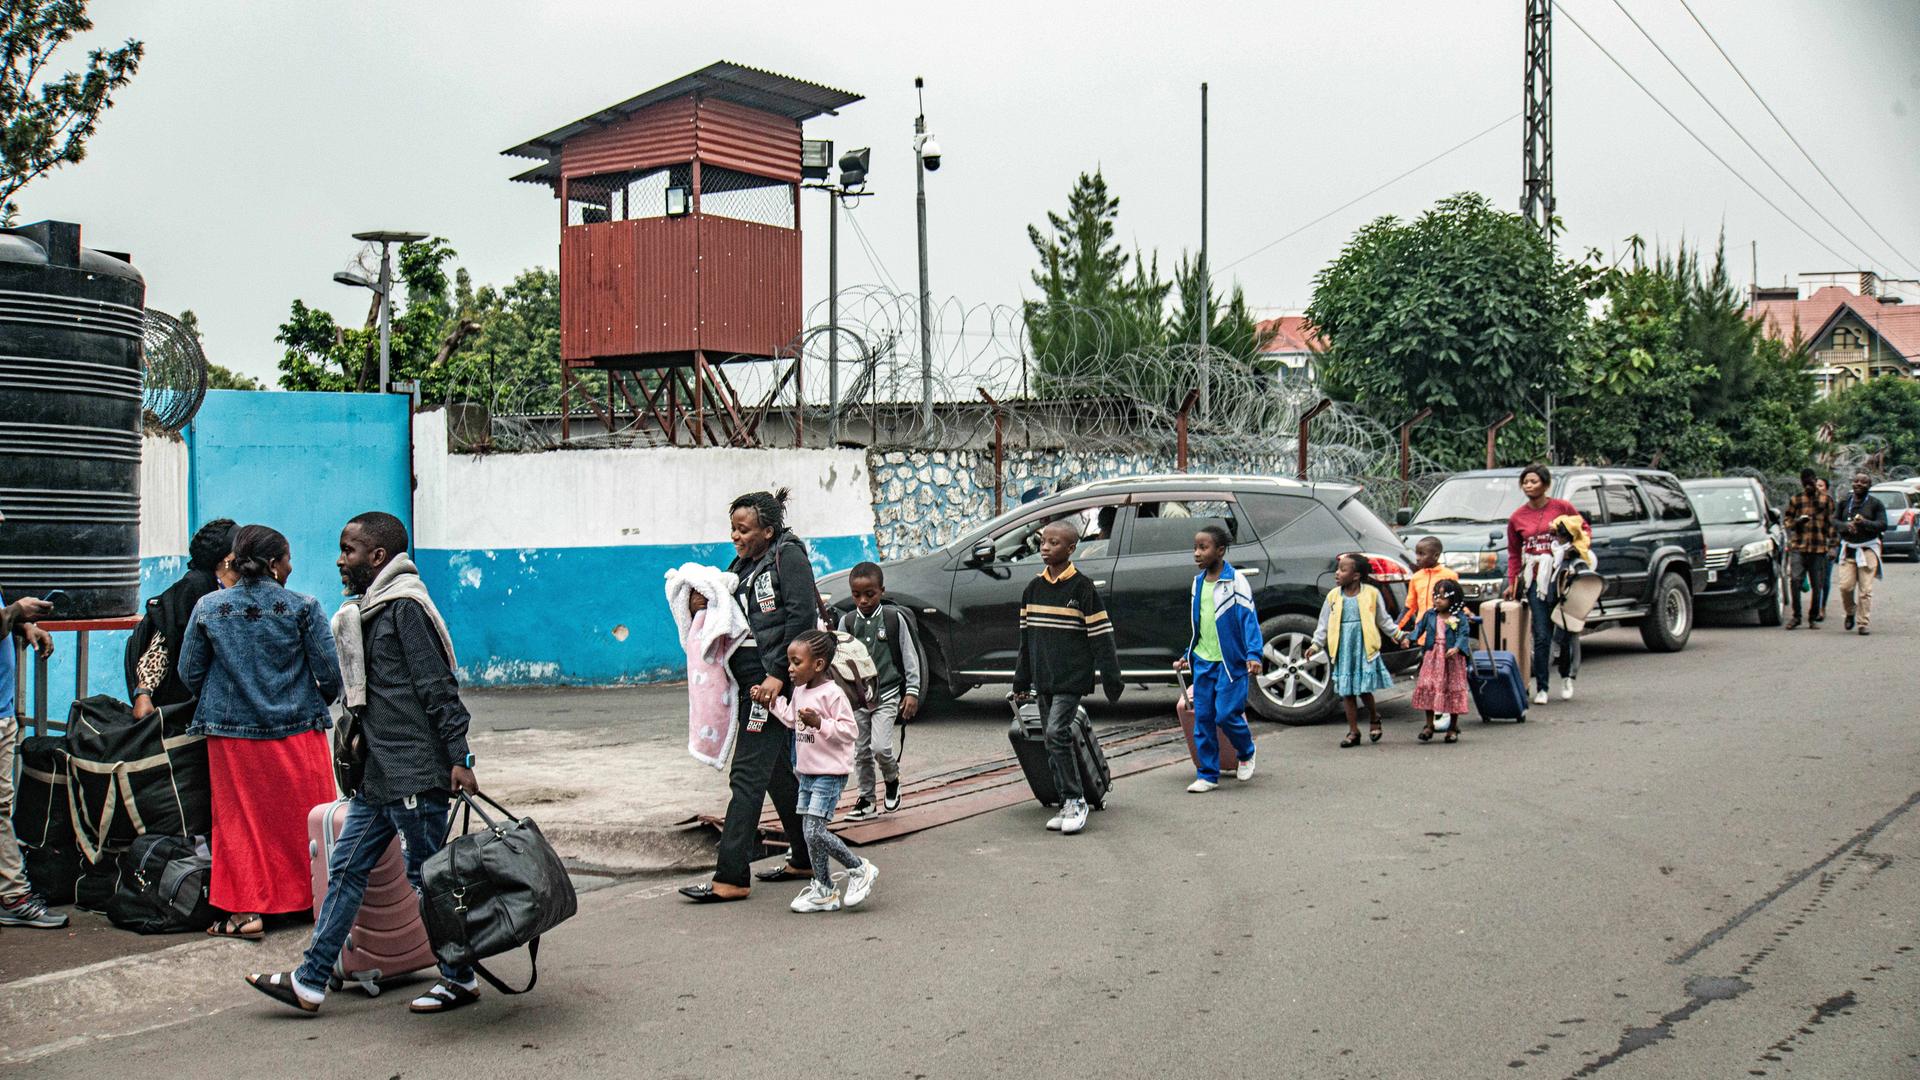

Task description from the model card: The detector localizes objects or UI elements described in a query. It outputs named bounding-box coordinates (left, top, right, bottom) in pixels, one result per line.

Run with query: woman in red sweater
left=1502, top=464, right=1585, bottom=705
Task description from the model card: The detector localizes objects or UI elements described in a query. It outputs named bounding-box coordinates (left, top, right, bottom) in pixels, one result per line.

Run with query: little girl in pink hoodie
left=774, top=629, right=878, bottom=913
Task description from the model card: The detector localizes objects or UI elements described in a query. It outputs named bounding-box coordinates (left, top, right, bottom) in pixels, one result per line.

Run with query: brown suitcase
left=308, top=799, right=439, bottom=995
left=1177, top=678, right=1240, bottom=773
left=1477, top=599, right=1532, bottom=690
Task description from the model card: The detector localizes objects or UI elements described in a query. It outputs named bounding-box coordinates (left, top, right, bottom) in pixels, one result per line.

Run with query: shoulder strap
left=881, top=605, right=906, bottom=673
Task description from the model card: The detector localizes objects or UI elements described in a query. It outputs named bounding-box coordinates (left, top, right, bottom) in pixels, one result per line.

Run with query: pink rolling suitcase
left=307, top=799, right=438, bottom=995
left=1177, top=674, right=1240, bottom=772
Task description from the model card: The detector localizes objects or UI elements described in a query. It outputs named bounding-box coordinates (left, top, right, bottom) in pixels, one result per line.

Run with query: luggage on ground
left=1467, top=649, right=1529, bottom=722
left=104, top=833, right=215, bottom=934
left=1476, top=599, right=1532, bottom=690
left=62, top=696, right=210, bottom=860
left=1007, top=698, right=1111, bottom=810
left=1176, top=675, right=1239, bottom=773
left=74, top=855, right=121, bottom=912
left=15, top=734, right=71, bottom=849
left=419, top=791, right=577, bottom=996
left=307, top=798, right=438, bottom=995
left=23, top=845, right=86, bottom=906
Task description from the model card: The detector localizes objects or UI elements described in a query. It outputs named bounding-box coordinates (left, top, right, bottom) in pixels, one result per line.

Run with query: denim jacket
left=178, top=578, right=342, bottom=739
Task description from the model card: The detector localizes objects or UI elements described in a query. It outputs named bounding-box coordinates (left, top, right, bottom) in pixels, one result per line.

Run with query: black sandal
left=678, top=884, right=749, bottom=903
left=246, top=970, right=320, bottom=1013
left=210, top=913, right=265, bottom=940
left=1369, top=725, right=1383, bottom=743
left=1418, top=724, right=1434, bottom=742
left=1444, top=729, right=1458, bottom=743
left=1340, top=731, right=1362, bottom=748
left=409, top=978, right=482, bottom=1014
left=753, top=863, right=812, bottom=883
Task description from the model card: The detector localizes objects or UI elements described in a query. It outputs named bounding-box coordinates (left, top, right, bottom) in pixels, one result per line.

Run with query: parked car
left=1868, top=483, right=1920, bottom=561
left=1679, top=477, right=1788, bottom=625
left=817, top=475, right=1418, bottom=725
left=1395, top=467, right=1708, bottom=652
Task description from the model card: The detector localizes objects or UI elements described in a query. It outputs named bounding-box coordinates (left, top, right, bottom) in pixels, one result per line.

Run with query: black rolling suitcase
left=1007, top=697, right=1110, bottom=810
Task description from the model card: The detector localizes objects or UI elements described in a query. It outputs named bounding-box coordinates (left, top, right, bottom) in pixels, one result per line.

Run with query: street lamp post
left=913, top=77, right=941, bottom=432
left=803, top=146, right=872, bottom=444
left=339, top=230, right=427, bottom=393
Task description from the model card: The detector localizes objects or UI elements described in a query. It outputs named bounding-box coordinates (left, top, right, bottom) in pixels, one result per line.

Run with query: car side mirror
left=1394, top=507, right=1413, bottom=527
left=1767, top=507, right=1781, bottom=527
left=970, top=542, right=996, bottom=567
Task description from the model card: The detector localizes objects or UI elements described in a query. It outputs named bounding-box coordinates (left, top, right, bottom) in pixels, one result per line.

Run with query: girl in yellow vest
left=1306, top=553, right=1408, bottom=747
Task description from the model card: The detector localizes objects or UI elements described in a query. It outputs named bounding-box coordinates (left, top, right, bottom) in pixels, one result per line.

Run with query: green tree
left=1304, top=192, right=1584, bottom=467
left=0, top=1, right=142, bottom=223
left=1023, top=170, right=1170, bottom=398
left=1828, top=375, right=1920, bottom=470
left=442, top=267, right=562, bottom=411
left=275, top=237, right=477, bottom=393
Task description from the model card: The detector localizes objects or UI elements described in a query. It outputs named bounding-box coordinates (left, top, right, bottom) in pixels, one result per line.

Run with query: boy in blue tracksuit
left=1174, top=524, right=1262, bottom=792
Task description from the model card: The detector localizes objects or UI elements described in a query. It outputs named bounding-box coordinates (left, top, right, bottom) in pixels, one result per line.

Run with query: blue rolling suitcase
left=1467, top=648, right=1528, bottom=722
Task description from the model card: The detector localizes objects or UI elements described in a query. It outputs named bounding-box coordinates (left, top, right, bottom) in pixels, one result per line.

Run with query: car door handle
left=1240, top=568, right=1261, bottom=576
left=1093, top=580, right=1108, bottom=587
left=1591, top=538, right=1613, bottom=547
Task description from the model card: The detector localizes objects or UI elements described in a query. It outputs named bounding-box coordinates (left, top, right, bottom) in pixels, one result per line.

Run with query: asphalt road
left=14, top=571, right=1920, bottom=1079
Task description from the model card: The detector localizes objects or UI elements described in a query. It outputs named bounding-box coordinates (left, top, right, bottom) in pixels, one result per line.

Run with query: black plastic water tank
left=0, top=220, right=146, bottom=619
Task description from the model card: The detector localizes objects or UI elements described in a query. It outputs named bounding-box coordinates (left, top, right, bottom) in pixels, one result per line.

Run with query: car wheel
left=1756, top=561, right=1785, bottom=627
left=917, top=639, right=968, bottom=713
left=1638, top=573, right=1693, bottom=652
left=1248, top=614, right=1337, bottom=725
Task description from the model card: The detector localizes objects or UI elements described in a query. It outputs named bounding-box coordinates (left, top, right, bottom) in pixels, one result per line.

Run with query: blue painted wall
left=415, top=534, right=877, bottom=687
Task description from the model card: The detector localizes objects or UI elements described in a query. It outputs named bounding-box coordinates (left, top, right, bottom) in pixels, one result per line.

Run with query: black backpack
left=105, top=834, right=215, bottom=934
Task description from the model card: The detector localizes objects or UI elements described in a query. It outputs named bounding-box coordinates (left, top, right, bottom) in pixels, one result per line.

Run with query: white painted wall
left=412, top=409, right=876, bottom=550
left=139, top=433, right=189, bottom=557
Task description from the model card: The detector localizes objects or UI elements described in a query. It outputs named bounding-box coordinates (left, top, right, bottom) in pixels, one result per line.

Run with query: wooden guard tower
left=504, top=61, right=862, bottom=445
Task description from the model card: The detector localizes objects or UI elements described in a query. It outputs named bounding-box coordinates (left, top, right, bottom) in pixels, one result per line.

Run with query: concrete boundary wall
left=413, top=410, right=878, bottom=686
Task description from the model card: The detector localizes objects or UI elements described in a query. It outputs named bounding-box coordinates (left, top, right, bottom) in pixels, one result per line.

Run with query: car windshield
left=1412, top=476, right=1525, bottom=525
left=1687, top=485, right=1761, bottom=525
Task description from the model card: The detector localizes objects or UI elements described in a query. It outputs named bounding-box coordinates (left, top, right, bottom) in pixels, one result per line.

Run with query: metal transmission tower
left=1521, top=0, right=1553, bottom=235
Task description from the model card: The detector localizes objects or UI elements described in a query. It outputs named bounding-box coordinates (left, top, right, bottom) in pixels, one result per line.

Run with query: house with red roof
left=1749, top=272, right=1920, bottom=399
left=1255, top=315, right=1326, bottom=387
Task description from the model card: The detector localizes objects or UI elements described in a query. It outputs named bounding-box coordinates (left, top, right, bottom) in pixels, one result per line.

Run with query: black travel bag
left=419, top=792, right=577, bottom=995
left=14, top=734, right=71, bottom=849
left=104, top=833, right=215, bottom=934
left=62, top=696, right=210, bottom=860
left=1008, top=698, right=1110, bottom=810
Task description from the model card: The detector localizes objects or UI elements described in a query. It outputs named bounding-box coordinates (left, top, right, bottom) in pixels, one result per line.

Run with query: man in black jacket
left=247, top=511, right=483, bottom=1016
left=1834, top=473, right=1887, bottom=635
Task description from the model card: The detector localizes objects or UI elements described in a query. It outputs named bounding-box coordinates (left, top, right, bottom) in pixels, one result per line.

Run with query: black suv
left=1396, top=467, right=1708, bottom=652
left=818, top=475, right=1418, bottom=725
left=1680, top=476, right=1788, bottom=626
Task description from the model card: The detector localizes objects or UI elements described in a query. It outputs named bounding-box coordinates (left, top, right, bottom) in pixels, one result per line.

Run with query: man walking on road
left=1834, top=472, right=1886, bottom=636
left=1783, top=469, right=1835, bottom=630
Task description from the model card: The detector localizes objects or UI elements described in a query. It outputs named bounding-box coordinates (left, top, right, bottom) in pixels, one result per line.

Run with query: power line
left=1218, top=112, right=1520, bottom=273
left=842, top=203, right=904, bottom=295
left=1677, top=0, right=1920, bottom=279
left=1606, top=0, right=1887, bottom=275
left=1552, top=1, right=1857, bottom=268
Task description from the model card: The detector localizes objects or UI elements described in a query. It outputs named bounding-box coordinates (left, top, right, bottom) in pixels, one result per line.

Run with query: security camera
left=919, top=134, right=942, bottom=171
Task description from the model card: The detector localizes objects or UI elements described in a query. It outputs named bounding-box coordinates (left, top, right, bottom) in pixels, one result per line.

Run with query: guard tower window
left=699, top=166, right=795, bottom=228
left=567, top=165, right=694, bottom=226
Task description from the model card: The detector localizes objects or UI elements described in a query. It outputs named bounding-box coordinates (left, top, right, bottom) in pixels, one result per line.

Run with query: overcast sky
left=20, top=0, right=1920, bottom=384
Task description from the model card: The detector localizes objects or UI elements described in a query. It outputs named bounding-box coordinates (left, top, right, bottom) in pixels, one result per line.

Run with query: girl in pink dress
left=1409, top=580, right=1472, bottom=743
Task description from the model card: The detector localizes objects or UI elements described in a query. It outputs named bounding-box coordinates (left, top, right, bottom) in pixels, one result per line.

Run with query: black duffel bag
left=419, top=792, right=577, bottom=995
left=105, top=834, right=215, bottom=934
left=63, top=696, right=210, bottom=860
left=15, top=734, right=70, bottom=849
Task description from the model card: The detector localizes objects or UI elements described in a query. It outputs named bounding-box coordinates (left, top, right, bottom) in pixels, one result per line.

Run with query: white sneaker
left=1532, top=689, right=1549, bottom=706
left=1235, top=754, right=1256, bottom=782
left=1186, top=778, right=1218, bottom=793
left=1045, top=809, right=1065, bottom=831
left=789, top=880, right=841, bottom=913
left=1060, top=798, right=1090, bottom=835
left=1559, top=679, right=1574, bottom=701
left=842, top=860, right=878, bottom=908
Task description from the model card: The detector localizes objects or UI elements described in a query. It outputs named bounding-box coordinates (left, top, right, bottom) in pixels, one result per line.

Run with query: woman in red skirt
left=178, top=525, right=341, bottom=939
left=1408, top=580, right=1473, bottom=744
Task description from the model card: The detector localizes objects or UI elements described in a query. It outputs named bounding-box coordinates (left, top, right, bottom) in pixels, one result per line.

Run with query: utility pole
left=1199, top=81, right=1211, bottom=419
left=914, top=77, right=934, bottom=432
left=346, top=230, right=427, bottom=393
left=828, top=192, right=840, bottom=441
left=1521, top=0, right=1554, bottom=460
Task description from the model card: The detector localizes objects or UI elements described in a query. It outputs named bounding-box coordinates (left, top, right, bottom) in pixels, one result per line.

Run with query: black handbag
left=14, top=734, right=70, bottom=849
left=418, top=791, right=577, bottom=995
left=332, top=708, right=367, bottom=796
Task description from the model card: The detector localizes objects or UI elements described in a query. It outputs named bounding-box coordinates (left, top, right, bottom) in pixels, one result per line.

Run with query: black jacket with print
left=728, top=532, right=818, bottom=691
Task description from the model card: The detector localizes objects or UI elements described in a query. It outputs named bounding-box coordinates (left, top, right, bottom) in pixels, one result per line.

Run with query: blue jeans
left=1526, top=591, right=1578, bottom=692
left=296, top=793, right=472, bottom=991
left=1190, top=659, right=1256, bottom=782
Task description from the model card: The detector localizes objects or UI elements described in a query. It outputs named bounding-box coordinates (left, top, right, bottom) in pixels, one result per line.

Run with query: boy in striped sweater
left=1011, top=520, right=1123, bottom=835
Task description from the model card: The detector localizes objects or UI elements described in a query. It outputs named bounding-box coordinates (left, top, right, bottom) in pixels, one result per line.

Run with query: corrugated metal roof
left=504, top=60, right=861, bottom=163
